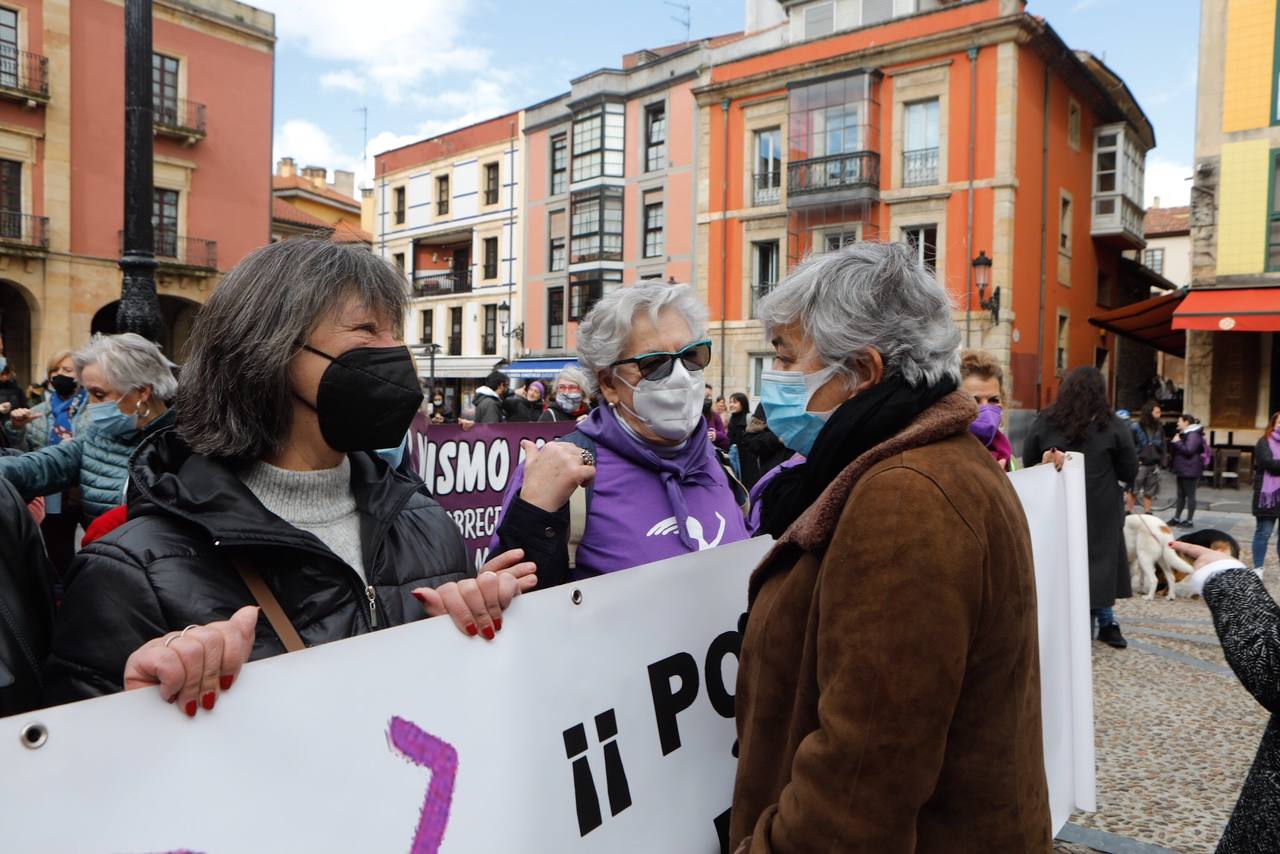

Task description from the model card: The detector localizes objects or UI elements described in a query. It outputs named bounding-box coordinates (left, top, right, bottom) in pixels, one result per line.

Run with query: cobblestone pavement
left=1060, top=503, right=1274, bottom=854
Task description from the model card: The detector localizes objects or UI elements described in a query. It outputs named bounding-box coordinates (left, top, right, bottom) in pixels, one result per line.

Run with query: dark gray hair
left=576, top=282, right=708, bottom=394
left=177, top=239, right=408, bottom=460
left=74, top=333, right=178, bottom=399
left=758, top=242, right=961, bottom=387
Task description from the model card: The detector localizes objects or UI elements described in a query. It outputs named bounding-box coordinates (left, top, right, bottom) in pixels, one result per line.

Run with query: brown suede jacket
left=730, top=392, right=1053, bottom=853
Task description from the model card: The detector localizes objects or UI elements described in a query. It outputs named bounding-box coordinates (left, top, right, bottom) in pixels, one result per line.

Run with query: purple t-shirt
left=494, top=405, right=749, bottom=578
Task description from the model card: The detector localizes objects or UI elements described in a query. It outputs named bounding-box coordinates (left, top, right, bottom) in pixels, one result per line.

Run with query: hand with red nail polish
left=122, top=605, right=259, bottom=717
left=410, top=549, right=536, bottom=640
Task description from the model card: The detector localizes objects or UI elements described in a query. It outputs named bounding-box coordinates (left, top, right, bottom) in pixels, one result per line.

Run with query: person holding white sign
left=493, top=283, right=749, bottom=584
left=731, top=243, right=1052, bottom=853
left=44, top=240, right=536, bottom=717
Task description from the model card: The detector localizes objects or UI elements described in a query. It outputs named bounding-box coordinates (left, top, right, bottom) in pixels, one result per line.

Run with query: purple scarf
left=1263, top=429, right=1280, bottom=509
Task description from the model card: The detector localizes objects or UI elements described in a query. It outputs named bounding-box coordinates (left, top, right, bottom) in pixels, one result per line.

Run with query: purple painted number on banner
left=387, top=716, right=459, bottom=853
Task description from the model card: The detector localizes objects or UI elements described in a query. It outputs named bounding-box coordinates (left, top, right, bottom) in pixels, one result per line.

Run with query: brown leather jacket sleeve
left=748, top=466, right=984, bottom=852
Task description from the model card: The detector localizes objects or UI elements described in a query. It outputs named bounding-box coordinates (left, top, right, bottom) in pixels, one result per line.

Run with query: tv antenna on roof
left=664, top=0, right=691, bottom=42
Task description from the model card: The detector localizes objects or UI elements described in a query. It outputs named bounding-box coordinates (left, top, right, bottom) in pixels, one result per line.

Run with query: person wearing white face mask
left=0, top=333, right=176, bottom=526
left=492, top=282, right=749, bottom=586
left=730, top=243, right=1051, bottom=853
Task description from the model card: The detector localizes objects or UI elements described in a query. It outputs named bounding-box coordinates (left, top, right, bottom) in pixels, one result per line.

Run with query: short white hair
left=74, top=333, right=178, bottom=399
left=576, top=283, right=708, bottom=394
left=554, top=365, right=590, bottom=393
left=758, top=242, right=961, bottom=387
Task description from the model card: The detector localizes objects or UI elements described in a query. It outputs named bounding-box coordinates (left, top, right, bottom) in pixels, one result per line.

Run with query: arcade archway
left=91, top=295, right=202, bottom=363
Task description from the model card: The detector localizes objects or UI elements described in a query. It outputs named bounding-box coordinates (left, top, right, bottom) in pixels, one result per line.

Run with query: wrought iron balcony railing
left=448, top=335, right=462, bottom=355
left=0, top=49, right=49, bottom=102
left=413, top=269, right=473, bottom=298
left=118, top=229, right=218, bottom=269
left=902, top=147, right=939, bottom=188
left=153, top=96, right=207, bottom=140
left=0, top=210, right=48, bottom=248
left=787, top=151, right=880, bottom=197
left=753, top=171, right=781, bottom=206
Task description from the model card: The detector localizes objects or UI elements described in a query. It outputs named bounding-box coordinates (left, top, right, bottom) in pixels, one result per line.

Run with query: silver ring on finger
left=581, top=449, right=595, bottom=467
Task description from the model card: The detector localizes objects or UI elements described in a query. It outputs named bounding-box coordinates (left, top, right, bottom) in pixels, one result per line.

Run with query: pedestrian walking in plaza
left=731, top=243, right=1051, bottom=853
left=494, top=282, right=749, bottom=584
left=1, top=350, right=90, bottom=578
left=1023, top=366, right=1137, bottom=650
left=1172, top=540, right=1280, bottom=854
left=0, top=333, right=176, bottom=526
left=540, top=365, right=591, bottom=422
left=1133, top=401, right=1167, bottom=515
left=42, top=240, right=534, bottom=714
left=1169, top=413, right=1206, bottom=528
left=472, top=369, right=508, bottom=423
left=1250, top=410, right=1280, bottom=573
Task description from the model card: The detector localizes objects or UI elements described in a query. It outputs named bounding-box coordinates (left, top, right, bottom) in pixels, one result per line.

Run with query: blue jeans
left=1091, top=607, right=1117, bottom=628
left=1253, top=517, right=1278, bottom=569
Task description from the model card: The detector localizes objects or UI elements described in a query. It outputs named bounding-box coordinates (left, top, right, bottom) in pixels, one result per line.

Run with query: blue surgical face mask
left=376, top=434, right=408, bottom=470
left=759, top=366, right=841, bottom=457
left=0, top=356, right=7, bottom=374
left=88, top=399, right=139, bottom=438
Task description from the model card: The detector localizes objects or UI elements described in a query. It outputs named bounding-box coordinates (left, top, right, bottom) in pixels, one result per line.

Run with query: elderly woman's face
left=599, top=307, right=698, bottom=446
left=770, top=321, right=863, bottom=412
left=50, top=356, right=75, bottom=379
left=79, top=362, right=124, bottom=404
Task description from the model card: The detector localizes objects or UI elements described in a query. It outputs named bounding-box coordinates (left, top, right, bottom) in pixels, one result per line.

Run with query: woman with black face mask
left=2, top=350, right=89, bottom=576
left=44, top=240, right=537, bottom=716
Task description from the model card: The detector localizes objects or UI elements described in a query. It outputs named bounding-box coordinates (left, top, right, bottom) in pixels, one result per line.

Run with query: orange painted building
left=0, top=0, right=273, bottom=380
left=695, top=0, right=1153, bottom=417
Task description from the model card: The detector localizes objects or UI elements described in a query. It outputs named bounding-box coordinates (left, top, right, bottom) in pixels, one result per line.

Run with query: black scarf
left=758, top=373, right=958, bottom=539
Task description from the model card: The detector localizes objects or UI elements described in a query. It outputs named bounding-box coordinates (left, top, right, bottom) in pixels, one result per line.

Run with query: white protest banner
left=0, top=462, right=1094, bottom=852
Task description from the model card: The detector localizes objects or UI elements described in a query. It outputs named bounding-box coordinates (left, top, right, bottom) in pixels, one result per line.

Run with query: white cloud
left=319, top=70, right=367, bottom=95
left=252, top=0, right=490, bottom=103
left=1145, top=157, right=1192, bottom=208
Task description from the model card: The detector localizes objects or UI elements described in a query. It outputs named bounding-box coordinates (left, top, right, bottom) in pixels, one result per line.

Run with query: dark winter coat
left=1170, top=426, right=1207, bottom=479
left=1023, top=414, right=1138, bottom=610
left=727, top=411, right=749, bottom=448
left=505, top=396, right=544, bottom=423
left=539, top=402, right=582, bottom=423
left=737, top=424, right=790, bottom=489
left=1201, top=568, right=1280, bottom=854
left=43, top=427, right=471, bottom=704
left=472, top=388, right=504, bottom=423
left=0, top=477, right=54, bottom=717
left=1253, top=437, right=1280, bottom=519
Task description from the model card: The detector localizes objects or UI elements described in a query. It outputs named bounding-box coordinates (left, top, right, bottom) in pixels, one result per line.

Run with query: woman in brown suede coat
left=733, top=243, right=1052, bottom=853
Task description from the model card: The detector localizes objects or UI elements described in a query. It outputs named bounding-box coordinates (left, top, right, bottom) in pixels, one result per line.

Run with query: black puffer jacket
left=44, top=428, right=470, bottom=704
left=0, top=477, right=53, bottom=716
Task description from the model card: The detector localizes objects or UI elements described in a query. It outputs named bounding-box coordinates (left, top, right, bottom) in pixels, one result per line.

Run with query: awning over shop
left=1089, top=288, right=1187, bottom=357
left=1172, top=287, right=1280, bottom=332
left=503, top=357, right=578, bottom=379
left=411, top=353, right=505, bottom=380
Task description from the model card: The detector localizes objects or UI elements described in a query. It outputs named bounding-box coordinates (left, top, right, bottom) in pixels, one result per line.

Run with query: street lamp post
left=497, top=300, right=523, bottom=363
left=118, top=0, right=163, bottom=342
left=972, top=250, right=999, bottom=327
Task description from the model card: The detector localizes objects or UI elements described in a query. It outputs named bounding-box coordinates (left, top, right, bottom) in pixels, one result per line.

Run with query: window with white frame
left=548, top=209, right=566, bottom=272
left=1143, top=247, right=1165, bottom=276
left=751, top=240, right=780, bottom=316
left=1056, top=312, right=1070, bottom=374
left=644, top=103, right=666, bottom=173
left=902, top=99, right=939, bottom=187
left=1059, top=193, right=1073, bottom=256
left=642, top=191, right=664, bottom=258
left=901, top=224, right=937, bottom=270
left=824, top=227, right=859, bottom=251
left=572, top=103, right=625, bottom=182
left=550, top=134, right=568, bottom=195
left=753, top=128, right=782, bottom=205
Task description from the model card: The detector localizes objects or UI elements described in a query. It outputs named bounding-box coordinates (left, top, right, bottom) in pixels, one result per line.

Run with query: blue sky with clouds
left=260, top=0, right=1198, bottom=207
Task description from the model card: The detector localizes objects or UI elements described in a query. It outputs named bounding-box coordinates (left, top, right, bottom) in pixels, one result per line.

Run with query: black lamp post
left=117, top=0, right=163, bottom=342
left=497, top=300, right=523, bottom=363
left=973, top=250, right=999, bottom=326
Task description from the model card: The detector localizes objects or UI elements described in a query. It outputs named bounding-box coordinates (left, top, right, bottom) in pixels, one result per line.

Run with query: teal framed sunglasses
left=609, top=338, right=713, bottom=382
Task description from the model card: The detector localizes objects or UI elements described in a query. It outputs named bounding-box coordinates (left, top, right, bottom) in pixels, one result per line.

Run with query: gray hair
left=576, top=282, right=708, bottom=394
left=74, top=333, right=178, bottom=399
left=177, top=238, right=408, bottom=460
left=758, top=242, right=961, bottom=387
left=554, top=364, right=591, bottom=394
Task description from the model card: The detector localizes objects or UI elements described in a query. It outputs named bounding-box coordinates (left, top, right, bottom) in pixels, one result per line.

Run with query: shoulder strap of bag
left=233, top=557, right=305, bottom=653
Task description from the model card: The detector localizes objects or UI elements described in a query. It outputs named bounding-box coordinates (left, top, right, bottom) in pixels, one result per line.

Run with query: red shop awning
left=1172, top=287, right=1280, bottom=332
left=1089, top=288, right=1187, bottom=356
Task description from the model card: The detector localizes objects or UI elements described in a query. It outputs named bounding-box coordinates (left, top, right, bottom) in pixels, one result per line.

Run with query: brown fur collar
left=749, top=391, right=978, bottom=602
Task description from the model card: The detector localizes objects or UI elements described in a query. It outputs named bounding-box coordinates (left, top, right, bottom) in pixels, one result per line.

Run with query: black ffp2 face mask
left=302, top=344, right=423, bottom=452
left=49, top=374, right=78, bottom=398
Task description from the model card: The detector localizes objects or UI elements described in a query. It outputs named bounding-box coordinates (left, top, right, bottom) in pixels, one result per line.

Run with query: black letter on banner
left=647, top=652, right=699, bottom=756
left=563, top=723, right=602, bottom=836
left=714, top=807, right=732, bottom=854
left=595, top=709, right=632, bottom=817
left=704, top=630, right=741, bottom=719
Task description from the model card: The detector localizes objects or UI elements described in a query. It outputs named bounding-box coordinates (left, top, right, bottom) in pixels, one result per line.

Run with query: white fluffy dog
left=1124, top=514, right=1196, bottom=600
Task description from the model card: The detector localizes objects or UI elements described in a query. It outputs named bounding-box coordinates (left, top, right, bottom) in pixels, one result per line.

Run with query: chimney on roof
left=301, top=165, right=328, bottom=187
left=1153, top=196, right=1161, bottom=209
left=276, top=157, right=296, bottom=177
left=332, top=170, right=356, bottom=198
left=745, top=0, right=785, bottom=33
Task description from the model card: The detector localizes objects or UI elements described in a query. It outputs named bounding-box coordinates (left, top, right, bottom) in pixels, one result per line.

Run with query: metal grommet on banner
left=19, top=722, right=47, bottom=750
left=571, top=589, right=583, bottom=606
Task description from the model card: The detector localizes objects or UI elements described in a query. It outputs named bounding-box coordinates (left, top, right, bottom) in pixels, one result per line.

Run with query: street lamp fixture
left=972, top=250, right=999, bottom=325
left=497, top=300, right=524, bottom=346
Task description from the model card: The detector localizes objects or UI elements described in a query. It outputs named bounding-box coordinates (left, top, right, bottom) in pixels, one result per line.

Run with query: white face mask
left=614, top=360, right=704, bottom=441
